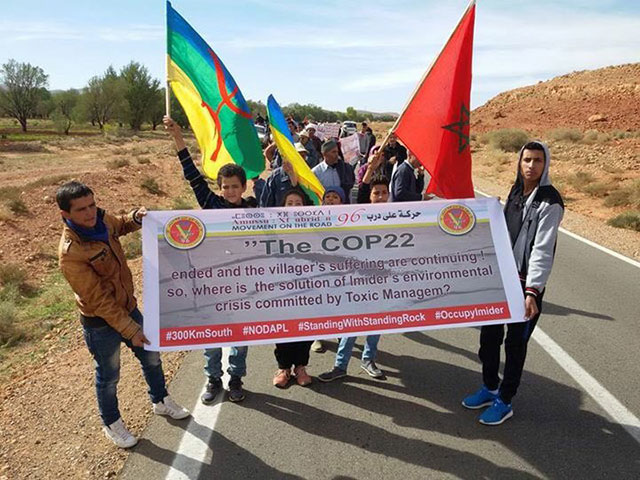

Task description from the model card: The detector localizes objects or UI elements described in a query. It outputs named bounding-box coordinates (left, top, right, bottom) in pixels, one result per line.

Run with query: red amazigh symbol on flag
left=393, top=0, right=476, bottom=199
left=201, top=49, right=253, bottom=163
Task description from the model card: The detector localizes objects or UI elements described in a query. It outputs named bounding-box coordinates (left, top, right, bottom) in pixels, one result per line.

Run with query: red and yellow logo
left=164, top=216, right=206, bottom=250
left=438, top=204, right=475, bottom=236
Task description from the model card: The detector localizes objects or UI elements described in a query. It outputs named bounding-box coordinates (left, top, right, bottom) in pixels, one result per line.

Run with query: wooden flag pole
left=165, top=0, right=171, bottom=116
left=376, top=0, right=476, bottom=155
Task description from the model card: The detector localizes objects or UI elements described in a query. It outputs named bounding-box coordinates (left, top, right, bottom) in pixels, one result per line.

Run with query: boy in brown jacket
left=57, top=181, right=189, bottom=448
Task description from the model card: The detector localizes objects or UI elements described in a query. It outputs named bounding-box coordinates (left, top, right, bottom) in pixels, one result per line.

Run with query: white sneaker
left=153, top=395, right=190, bottom=420
left=103, top=418, right=138, bottom=449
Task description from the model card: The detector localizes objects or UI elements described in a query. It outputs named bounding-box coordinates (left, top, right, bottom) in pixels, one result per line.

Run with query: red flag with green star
left=393, top=0, right=475, bottom=199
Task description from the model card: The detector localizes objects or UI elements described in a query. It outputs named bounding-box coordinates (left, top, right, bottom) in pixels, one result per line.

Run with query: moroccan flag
left=166, top=1, right=264, bottom=179
left=267, top=95, right=324, bottom=205
left=393, top=0, right=475, bottom=199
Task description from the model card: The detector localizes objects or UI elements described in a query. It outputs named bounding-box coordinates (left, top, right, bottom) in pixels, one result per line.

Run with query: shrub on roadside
left=607, top=211, right=640, bottom=232
left=0, top=300, right=23, bottom=347
left=0, top=142, right=48, bottom=153
left=0, top=205, right=12, bottom=221
left=481, top=129, right=530, bottom=152
left=566, top=171, right=595, bottom=190
left=0, top=187, right=28, bottom=215
left=548, top=128, right=583, bottom=143
left=582, top=130, right=611, bottom=144
left=172, top=196, right=195, bottom=210
left=603, top=180, right=640, bottom=208
left=136, top=157, right=151, bottom=165
left=121, top=231, right=142, bottom=259
left=106, top=159, right=130, bottom=169
left=141, top=177, right=162, bottom=195
left=583, top=181, right=611, bottom=198
left=0, top=263, right=28, bottom=290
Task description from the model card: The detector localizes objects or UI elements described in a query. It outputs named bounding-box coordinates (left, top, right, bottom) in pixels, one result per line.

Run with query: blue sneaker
left=479, top=398, right=513, bottom=425
left=462, top=386, right=497, bottom=410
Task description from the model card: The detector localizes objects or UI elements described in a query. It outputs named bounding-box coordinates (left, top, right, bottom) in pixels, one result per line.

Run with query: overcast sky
left=1, top=0, right=638, bottom=112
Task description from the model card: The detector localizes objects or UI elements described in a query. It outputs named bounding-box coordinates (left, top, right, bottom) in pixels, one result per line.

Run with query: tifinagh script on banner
left=142, top=198, right=524, bottom=351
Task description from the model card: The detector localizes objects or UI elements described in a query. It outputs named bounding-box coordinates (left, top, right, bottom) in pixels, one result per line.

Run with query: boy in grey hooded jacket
left=463, top=141, right=564, bottom=425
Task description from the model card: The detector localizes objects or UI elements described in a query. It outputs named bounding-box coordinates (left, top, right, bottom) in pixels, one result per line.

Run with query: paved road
left=121, top=230, right=640, bottom=479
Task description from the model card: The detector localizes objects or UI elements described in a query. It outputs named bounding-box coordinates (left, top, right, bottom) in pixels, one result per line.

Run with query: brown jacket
left=58, top=209, right=142, bottom=339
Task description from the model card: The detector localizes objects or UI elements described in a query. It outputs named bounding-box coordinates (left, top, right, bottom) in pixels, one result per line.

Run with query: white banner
left=142, top=198, right=524, bottom=351
left=340, top=133, right=361, bottom=165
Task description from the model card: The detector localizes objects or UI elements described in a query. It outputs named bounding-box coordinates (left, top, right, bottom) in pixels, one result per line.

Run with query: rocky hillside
left=472, top=63, right=640, bottom=133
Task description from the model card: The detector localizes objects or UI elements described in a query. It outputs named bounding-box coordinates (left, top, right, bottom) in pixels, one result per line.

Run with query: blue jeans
left=335, top=335, right=380, bottom=370
left=204, top=346, right=248, bottom=381
left=82, top=308, right=167, bottom=426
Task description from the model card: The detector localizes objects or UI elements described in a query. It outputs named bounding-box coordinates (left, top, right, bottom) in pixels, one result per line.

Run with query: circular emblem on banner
left=438, top=204, right=476, bottom=236
left=164, top=215, right=206, bottom=250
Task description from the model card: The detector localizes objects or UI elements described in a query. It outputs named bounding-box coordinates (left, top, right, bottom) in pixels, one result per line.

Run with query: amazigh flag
left=393, top=0, right=475, bottom=198
left=267, top=95, right=325, bottom=205
left=167, top=2, right=264, bottom=179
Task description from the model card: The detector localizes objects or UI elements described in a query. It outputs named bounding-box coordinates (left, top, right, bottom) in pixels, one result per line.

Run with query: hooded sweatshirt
left=504, top=141, right=564, bottom=297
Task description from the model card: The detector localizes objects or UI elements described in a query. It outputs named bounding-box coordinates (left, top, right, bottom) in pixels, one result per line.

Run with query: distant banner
left=142, top=198, right=524, bottom=351
left=315, top=123, right=341, bottom=140
left=340, top=133, right=361, bottom=165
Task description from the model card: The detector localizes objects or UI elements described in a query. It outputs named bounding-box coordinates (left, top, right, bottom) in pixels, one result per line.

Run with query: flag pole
left=377, top=0, right=476, bottom=154
left=165, top=0, right=171, bottom=116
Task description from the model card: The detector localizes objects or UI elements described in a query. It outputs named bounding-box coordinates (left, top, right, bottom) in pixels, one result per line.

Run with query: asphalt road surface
left=121, top=229, right=640, bottom=479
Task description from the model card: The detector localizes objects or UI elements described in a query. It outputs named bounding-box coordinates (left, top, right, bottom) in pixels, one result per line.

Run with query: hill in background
left=472, top=63, right=640, bottom=133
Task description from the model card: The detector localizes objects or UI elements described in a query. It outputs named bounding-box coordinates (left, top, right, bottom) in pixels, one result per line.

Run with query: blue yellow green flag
left=167, top=2, right=264, bottom=179
left=267, top=95, right=324, bottom=205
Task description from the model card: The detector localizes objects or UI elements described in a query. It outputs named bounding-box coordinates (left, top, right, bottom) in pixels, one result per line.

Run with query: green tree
left=246, top=99, right=267, bottom=119
left=345, top=106, right=359, bottom=121
left=0, top=59, right=49, bottom=132
left=120, top=61, right=160, bottom=131
left=51, top=89, right=80, bottom=134
left=169, top=91, right=189, bottom=129
left=148, top=87, right=166, bottom=130
left=78, top=66, right=125, bottom=129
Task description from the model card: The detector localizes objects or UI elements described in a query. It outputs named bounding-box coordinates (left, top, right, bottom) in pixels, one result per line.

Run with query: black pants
left=479, top=286, right=544, bottom=404
left=274, top=341, right=313, bottom=369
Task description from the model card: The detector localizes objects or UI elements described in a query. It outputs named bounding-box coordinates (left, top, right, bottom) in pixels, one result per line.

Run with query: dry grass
left=566, top=171, right=595, bottom=190
left=481, top=129, right=530, bottom=152
left=136, top=157, right=151, bottom=165
left=171, top=196, right=196, bottom=210
left=121, top=231, right=142, bottom=259
left=0, top=187, right=28, bottom=215
left=548, top=128, right=583, bottom=143
left=0, top=142, right=49, bottom=153
left=27, top=174, right=73, bottom=189
left=603, top=180, right=640, bottom=208
left=106, top=158, right=130, bottom=169
left=607, top=211, right=640, bottom=232
left=582, top=130, right=611, bottom=144
left=140, top=177, right=162, bottom=195
left=583, top=181, right=611, bottom=198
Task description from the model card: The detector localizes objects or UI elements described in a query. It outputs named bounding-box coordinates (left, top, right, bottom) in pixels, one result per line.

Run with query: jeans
left=82, top=307, right=167, bottom=426
left=204, top=346, right=248, bottom=381
left=335, top=335, right=380, bottom=370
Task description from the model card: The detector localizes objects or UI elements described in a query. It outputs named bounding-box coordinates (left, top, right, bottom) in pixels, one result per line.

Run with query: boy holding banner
left=318, top=156, right=391, bottom=382
left=56, top=181, right=189, bottom=448
left=164, top=116, right=252, bottom=404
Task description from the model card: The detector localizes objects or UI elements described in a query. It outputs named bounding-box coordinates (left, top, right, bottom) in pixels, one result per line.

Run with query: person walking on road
left=462, top=141, right=564, bottom=425
left=57, top=181, right=189, bottom=448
